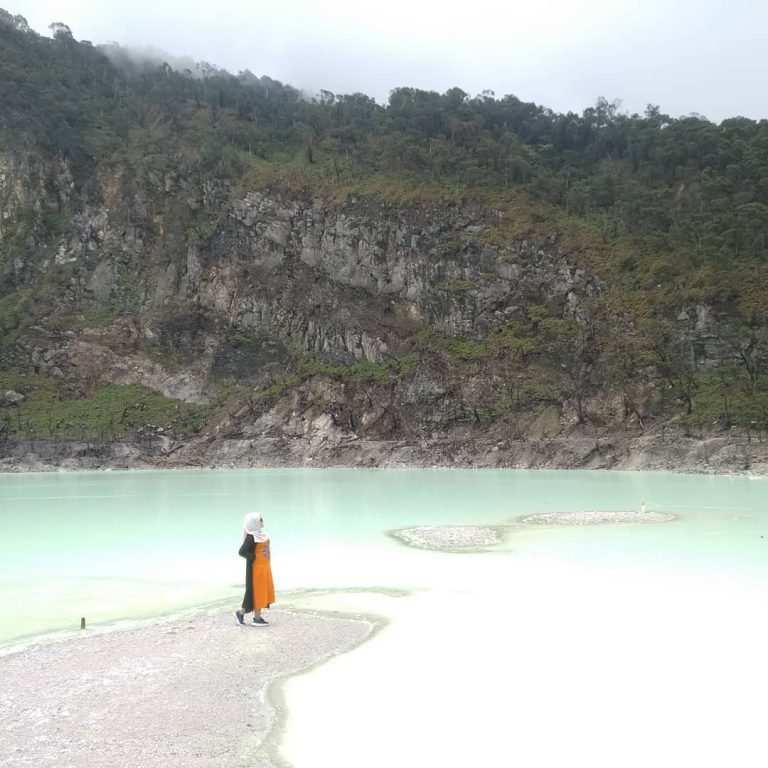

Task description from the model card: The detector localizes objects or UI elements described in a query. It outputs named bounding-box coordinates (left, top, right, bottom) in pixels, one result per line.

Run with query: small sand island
left=392, top=510, right=675, bottom=552
left=391, top=525, right=503, bottom=552
left=518, top=509, right=676, bottom=526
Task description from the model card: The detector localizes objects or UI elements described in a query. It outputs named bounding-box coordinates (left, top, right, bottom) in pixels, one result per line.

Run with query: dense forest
left=3, top=9, right=768, bottom=269
left=1, top=8, right=767, bottom=454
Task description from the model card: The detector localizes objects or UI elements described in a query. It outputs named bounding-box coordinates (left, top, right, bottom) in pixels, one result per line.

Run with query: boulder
left=1, top=390, right=25, bottom=406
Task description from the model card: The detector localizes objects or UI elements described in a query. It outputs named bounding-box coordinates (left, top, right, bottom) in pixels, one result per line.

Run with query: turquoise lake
left=1, top=468, right=767, bottom=647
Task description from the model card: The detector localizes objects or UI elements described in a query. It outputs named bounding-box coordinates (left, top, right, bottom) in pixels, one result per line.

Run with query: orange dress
left=252, top=540, right=275, bottom=610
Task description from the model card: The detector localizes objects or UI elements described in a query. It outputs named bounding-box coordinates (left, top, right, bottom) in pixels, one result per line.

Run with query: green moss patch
left=0, top=375, right=209, bottom=440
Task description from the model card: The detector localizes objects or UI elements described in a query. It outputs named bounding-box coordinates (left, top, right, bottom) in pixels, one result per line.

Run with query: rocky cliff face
left=1, top=148, right=764, bottom=472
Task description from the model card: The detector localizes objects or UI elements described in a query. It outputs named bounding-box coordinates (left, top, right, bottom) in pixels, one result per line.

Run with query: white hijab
left=243, top=513, right=269, bottom=543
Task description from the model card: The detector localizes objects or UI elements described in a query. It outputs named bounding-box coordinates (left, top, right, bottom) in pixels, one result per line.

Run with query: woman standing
left=235, top=513, right=275, bottom=627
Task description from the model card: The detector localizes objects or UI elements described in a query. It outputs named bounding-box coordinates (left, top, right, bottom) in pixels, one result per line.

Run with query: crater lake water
left=2, top=468, right=768, bottom=766
left=1, top=468, right=766, bottom=644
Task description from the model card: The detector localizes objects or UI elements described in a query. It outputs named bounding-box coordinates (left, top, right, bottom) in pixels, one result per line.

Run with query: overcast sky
left=9, top=0, right=768, bottom=121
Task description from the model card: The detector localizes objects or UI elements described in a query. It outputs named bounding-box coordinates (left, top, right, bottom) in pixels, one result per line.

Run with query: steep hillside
left=1, top=11, right=767, bottom=471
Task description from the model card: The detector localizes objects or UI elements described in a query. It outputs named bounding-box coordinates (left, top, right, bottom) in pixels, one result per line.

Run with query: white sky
left=8, top=0, right=768, bottom=121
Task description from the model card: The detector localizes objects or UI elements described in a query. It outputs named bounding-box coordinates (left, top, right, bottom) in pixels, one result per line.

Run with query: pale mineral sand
left=0, top=607, right=374, bottom=768
left=391, top=512, right=675, bottom=552
left=280, top=557, right=768, bottom=768
left=390, top=525, right=503, bottom=551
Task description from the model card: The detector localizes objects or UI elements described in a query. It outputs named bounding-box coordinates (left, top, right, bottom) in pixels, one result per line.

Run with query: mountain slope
left=1, top=11, right=767, bottom=471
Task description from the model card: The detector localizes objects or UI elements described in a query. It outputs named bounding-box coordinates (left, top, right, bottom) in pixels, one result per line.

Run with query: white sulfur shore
left=280, top=558, right=768, bottom=768
left=518, top=509, right=676, bottom=525
left=0, top=607, right=375, bottom=768
left=390, top=525, right=503, bottom=551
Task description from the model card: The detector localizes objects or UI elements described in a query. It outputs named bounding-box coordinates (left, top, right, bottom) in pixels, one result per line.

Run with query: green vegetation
left=0, top=375, right=208, bottom=440
left=3, top=12, right=768, bottom=275
left=441, top=324, right=537, bottom=362
left=1, top=10, right=768, bottom=438
left=297, top=357, right=412, bottom=384
left=247, top=356, right=418, bottom=402
left=443, top=279, right=477, bottom=294
left=0, top=290, right=32, bottom=340
left=681, top=371, right=768, bottom=433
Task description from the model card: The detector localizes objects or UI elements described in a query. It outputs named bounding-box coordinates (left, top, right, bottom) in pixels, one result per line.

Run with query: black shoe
left=234, top=610, right=245, bottom=625
left=252, top=616, right=269, bottom=626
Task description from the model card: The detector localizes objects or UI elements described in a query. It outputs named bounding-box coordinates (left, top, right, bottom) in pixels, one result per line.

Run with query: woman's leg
left=242, top=560, right=254, bottom=613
